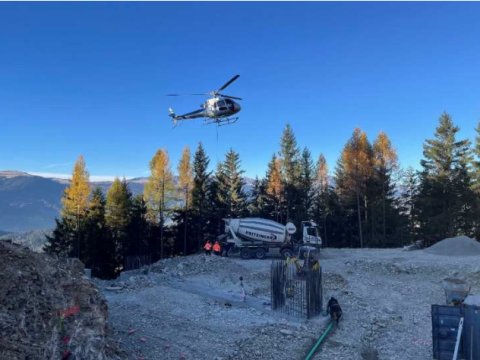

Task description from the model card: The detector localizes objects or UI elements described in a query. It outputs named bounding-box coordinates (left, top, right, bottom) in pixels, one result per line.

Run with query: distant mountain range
left=0, top=171, right=147, bottom=233
left=0, top=170, right=254, bottom=233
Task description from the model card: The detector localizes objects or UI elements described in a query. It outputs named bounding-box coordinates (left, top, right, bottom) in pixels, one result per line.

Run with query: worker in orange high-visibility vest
left=203, top=240, right=212, bottom=256
left=212, top=241, right=222, bottom=256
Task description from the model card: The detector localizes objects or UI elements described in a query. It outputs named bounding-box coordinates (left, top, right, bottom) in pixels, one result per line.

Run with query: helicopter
left=167, top=75, right=242, bottom=126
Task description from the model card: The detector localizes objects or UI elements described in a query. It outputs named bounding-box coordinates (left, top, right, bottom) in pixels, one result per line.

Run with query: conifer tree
left=62, top=155, right=91, bottom=219
left=335, top=128, right=373, bottom=247
left=372, top=132, right=398, bottom=244
left=144, top=149, right=174, bottom=258
left=106, top=178, right=132, bottom=273
left=299, top=147, right=314, bottom=221
left=279, top=124, right=301, bottom=223
left=177, top=146, right=193, bottom=255
left=84, top=188, right=115, bottom=278
left=191, top=143, right=211, bottom=250
left=45, top=155, right=91, bottom=257
left=247, top=177, right=268, bottom=217
left=215, top=149, right=247, bottom=218
left=416, top=113, right=474, bottom=240
left=398, top=167, right=420, bottom=243
left=312, top=154, right=330, bottom=244
left=265, top=154, right=284, bottom=222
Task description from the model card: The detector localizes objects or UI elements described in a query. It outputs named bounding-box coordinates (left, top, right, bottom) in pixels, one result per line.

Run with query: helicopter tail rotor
left=168, top=107, right=178, bottom=127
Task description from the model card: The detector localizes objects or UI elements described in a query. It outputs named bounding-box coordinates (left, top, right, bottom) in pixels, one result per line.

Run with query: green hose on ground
left=304, top=320, right=335, bottom=360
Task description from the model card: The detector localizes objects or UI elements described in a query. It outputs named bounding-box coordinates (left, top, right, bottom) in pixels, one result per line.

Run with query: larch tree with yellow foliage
left=177, top=146, right=193, bottom=254
left=144, top=149, right=174, bottom=259
left=266, top=154, right=284, bottom=222
left=336, top=128, right=373, bottom=248
left=45, top=155, right=91, bottom=257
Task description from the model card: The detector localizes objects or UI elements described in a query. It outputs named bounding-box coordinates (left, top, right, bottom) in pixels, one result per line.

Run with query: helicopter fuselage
left=204, top=97, right=241, bottom=118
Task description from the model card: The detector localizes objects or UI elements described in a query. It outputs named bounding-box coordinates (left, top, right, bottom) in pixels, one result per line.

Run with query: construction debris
left=0, top=240, right=125, bottom=360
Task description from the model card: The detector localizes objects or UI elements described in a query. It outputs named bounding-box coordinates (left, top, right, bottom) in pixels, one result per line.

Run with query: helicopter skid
left=204, top=117, right=239, bottom=126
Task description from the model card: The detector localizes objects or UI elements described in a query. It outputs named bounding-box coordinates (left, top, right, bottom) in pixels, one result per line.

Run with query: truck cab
left=301, top=221, right=322, bottom=247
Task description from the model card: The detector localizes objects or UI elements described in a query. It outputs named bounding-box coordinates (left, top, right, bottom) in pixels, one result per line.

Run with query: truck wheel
left=255, top=248, right=266, bottom=260
left=281, top=248, right=294, bottom=259
left=240, top=248, right=251, bottom=260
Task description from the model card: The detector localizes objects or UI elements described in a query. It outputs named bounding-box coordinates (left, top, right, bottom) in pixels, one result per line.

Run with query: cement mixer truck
left=221, top=218, right=321, bottom=259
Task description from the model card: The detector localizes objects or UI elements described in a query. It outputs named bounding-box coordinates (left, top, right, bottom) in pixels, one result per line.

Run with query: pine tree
left=299, top=147, right=314, bottom=221
left=247, top=177, right=268, bottom=217
left=191, top=143, right=211, bottom=251
left=144, top=149, right=174, bottom=259
left=372, top=132, right=398, bottom=245
left=215, top=149, right=247, bottom=218
left=279, top=124, right=301, bottom=224
left=312, top=154, right=330, bottom=245
left=106, top=178, right=132, bottom=273
left=398, top=167, right=420, bottom=243
left=416, top=112, right=474, bottom=241
left=84, top=188, right=115, bottom=278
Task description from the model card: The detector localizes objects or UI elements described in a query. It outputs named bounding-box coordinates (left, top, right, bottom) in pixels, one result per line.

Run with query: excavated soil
left=0, top=240, right=125, bottom=360
left=98, top=249, right=480, bottom=360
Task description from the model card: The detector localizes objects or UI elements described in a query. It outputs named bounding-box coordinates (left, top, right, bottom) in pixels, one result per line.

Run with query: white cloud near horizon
left=28, top=172, right=135, bottom=182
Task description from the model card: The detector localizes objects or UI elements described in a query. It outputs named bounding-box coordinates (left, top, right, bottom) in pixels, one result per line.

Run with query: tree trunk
left=356, top=190, right=363, bottom=248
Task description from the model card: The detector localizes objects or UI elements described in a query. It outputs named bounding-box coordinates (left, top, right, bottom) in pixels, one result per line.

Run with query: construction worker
left=213, top=241, right=222, bottom=256
left=203, top=240, right=212, bottom=256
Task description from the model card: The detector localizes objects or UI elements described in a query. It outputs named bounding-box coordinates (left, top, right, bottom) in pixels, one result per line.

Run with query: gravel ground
left=96, top=248, right=480, bottom=360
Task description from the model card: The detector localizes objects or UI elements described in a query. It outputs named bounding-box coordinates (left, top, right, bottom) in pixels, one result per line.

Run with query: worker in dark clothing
left=203, top=240, right=212, bottom=255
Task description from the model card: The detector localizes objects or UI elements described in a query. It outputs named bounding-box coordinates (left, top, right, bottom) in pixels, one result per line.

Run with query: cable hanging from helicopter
left=167, top=75, right=242, bottom=127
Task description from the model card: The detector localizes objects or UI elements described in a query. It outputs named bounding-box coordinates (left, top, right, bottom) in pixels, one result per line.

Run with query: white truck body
left=223, top=217, right=321, bottom=259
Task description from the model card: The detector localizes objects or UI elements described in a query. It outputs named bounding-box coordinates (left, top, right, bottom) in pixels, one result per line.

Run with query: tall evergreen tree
left=279, top=124, right=301, bottom=224
left=247, top=177, right=268, bottom=218
left=84, top=188, right=115, bottom=279
left=191, top=143, right=211, bottom=250
left=416, top=113, right=474, bottom=240
left=372, top=132, right=399, bottom=245
left=299, top=147, right=314, bottom=221
left=215, top=149, right=247, bottom=218
left=106, top=178, right=132, bottom=273
left=398, top=167, right=420, bottom=244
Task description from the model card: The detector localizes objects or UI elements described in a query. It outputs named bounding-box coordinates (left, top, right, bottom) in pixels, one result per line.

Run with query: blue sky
left=1, top=2, right=479, bottom=180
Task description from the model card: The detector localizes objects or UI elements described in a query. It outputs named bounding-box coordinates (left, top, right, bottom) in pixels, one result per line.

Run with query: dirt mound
left=0, top=240, right=124, bottom=360
left=425, top=236, right=480, bottom=256
left=150, top=254, right=247, bottom=277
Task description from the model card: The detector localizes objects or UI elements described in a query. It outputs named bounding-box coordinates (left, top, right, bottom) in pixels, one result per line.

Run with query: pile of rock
left=0, top=240, right=124, bottom=360
left=425, top=236, right=480, bottom=256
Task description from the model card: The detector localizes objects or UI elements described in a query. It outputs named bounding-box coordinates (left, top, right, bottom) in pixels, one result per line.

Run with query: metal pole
left=453, top=317, right=464, bottom=360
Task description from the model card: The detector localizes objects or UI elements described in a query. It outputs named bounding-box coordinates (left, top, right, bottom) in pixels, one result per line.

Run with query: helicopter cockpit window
left=217, top=100, right=227, bottom=111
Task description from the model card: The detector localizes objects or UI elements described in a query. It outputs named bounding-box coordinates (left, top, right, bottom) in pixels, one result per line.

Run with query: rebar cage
left=271, top=259, right=323, bottom=319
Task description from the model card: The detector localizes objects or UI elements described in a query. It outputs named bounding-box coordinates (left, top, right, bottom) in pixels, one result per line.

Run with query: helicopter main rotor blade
left=166, top=93, right=207, bottom=97
left=217, top=75, right=240, bottom=92
left=219, top=94, right=243, bottom=100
